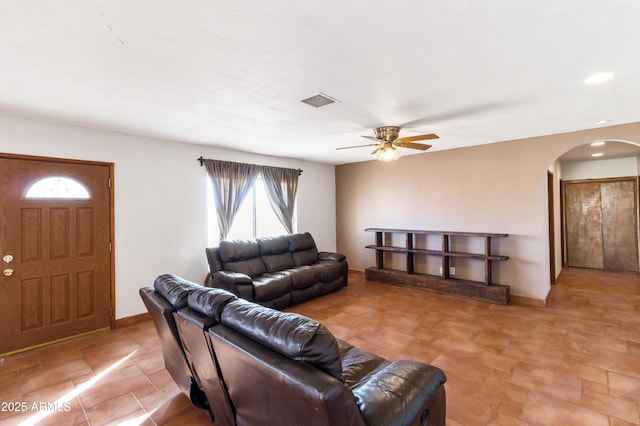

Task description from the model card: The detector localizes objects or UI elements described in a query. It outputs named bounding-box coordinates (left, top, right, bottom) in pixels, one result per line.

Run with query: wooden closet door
left=564, top=178, right=638, bottom=272
left=601, top=180, right=638, bottom=271
left=565, top=182, right=604, bottom=269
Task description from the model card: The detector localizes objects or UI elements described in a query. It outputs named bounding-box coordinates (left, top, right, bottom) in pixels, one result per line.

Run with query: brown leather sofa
left=139, top=275, right=213, bottom=418
left=205, top=232, right=348, bottom=309
left=141, top=274, right=447, bottom=426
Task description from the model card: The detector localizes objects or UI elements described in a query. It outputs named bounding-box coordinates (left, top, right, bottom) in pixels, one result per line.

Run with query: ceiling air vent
left=299, top=93, right=338, bottom=108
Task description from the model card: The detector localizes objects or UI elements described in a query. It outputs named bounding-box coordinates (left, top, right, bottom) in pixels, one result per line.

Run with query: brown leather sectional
left=205, top=232, right=348, bottom=309
left=140, top=274, right=447, bottom=425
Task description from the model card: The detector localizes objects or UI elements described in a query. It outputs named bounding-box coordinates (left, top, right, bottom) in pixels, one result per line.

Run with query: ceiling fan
left=337, top=126, right=439, bottom=161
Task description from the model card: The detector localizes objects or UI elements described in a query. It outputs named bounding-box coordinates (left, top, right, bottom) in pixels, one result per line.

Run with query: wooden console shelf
left=365, top=228, right=510, bottom=304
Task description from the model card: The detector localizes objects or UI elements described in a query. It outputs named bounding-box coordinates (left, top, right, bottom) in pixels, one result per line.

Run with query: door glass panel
left=25, top=177, right=91, bottom=199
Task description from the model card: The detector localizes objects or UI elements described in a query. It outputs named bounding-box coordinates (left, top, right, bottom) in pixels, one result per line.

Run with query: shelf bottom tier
left=365, top=267, right=510, bottom=305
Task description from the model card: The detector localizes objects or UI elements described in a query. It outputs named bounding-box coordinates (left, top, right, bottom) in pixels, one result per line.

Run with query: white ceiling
left=1, top=1, right=640, bottom=165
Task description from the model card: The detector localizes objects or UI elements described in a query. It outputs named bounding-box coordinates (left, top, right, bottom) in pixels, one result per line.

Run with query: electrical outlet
left=450, top=267, right=455, bottom=275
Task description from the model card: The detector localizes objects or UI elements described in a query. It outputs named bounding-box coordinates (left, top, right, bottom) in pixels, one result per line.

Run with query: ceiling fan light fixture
left=377, top=145, right=400, bottom=161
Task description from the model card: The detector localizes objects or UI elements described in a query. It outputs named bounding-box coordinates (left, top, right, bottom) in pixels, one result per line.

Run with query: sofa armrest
left=211, top=271, right=254, bottom=300
left=318, top=251, right=347, bottom=262
left=352, top=360, right=446, bottom=426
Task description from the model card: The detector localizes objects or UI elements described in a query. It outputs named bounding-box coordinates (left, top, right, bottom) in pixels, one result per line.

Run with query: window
left=25, top=176, right=90, bottom=199
left=207, top=177, right=291, bottom=245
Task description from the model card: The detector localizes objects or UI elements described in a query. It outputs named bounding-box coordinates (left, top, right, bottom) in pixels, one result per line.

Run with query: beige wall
left=336, top=122, right=640, bottom=302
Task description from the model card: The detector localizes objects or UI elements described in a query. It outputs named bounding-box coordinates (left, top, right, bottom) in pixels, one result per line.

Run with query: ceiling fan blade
left=361, top=135, right=386, bottom=143
left=336, top=143, right=378, bottom=151
left=394, top=141, right=432, bottom=151
left=396, top=133, right=439, bottom=143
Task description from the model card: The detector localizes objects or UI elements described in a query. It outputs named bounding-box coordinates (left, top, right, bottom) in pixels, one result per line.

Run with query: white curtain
left=260, top=165, right=299, bottom=234
left=204, top=159, right=260, bottom=240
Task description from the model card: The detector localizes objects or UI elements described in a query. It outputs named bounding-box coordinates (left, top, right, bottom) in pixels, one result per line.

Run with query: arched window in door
left=25, top=176, right=91, bottom=199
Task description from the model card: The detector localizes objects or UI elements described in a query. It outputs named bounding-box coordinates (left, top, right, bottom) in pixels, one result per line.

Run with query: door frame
left=547, top=171, right=556, bottom=284
left=0, top=152, right=116, bottom=329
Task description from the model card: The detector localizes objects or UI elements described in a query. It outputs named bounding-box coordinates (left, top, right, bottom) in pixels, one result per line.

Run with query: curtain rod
left=197, top=156, right=303, bottom=175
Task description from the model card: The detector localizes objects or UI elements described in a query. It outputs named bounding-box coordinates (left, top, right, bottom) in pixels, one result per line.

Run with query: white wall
left=0, top=114, right=336, bottom=318
left=336, top=122, right=640, bottom=302
left=562, top=157, right=638, bottom=180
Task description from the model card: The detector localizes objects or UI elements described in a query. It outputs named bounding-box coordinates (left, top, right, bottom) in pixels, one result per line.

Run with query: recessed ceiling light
left=592, top=153, right=604, bottom=157
left=590, top=119, right=609, bottom=125
left=584, top=72, right=614, bottom=84
left=590, top=141, right=605, bottom=146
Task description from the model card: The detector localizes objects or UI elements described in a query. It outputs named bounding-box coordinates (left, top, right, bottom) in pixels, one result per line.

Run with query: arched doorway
left=548, top=140, right=640, bottom=280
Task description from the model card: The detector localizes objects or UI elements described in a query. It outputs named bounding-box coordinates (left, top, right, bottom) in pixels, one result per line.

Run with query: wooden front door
left=564, top=177, right=638, bottom=272
left=0, top=155, right=113, bottom=356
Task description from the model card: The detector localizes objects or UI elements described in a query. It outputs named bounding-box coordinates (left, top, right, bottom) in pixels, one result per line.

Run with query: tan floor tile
left=479, top=350, right=518, bottom=375
left=562, top=354, right=608, bottom=384
left=103, top=408, right=155, bottom=426
left=581, top=389, right=640, bottom=424
left=584, top=346, right=640, bottom=380
left=521, top=391, right=609, bottom=426
left=0, top=371, right=20, bottom=401
left=85, top=393, right=143, bottom=426
left=511, top=362, right=582, bottom=405
left=0, top=350, right=40, bottom=374
left=609, top=371, right=640, bottom=402
left=583, top=378, right=609, bottom=395
left=480, top=376, right=529, bottom=405
left=76, top=363, right=151, bottom=409
left=18, top=358, right=93, bottom=395
left=474, top=331, right=510, bottom=350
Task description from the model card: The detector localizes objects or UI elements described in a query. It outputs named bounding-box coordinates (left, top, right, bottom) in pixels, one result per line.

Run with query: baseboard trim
left=348, top=269, right=365, bottom=276
left=116, top=312, right=151, bottom=328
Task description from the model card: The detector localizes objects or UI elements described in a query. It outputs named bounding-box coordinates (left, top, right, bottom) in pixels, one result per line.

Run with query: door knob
left=3, top=255, right=13, bottom=263
left=3, top=268, right=13, bottom=276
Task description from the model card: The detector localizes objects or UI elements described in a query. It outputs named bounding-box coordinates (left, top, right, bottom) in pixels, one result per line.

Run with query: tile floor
left=1, top=267, right=639, bottom=425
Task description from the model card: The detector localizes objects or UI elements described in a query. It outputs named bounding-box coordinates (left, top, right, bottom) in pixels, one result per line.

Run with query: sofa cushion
left=220, top=298, right=343, bottom=380
left=289, top=232, right=315, bottom=251
left=281, top=266, right=322, bottom=290
left=291, top=249, right=318, bottom=267
left=262, top=252, right=295, bottom=272
left=187, top=287, right=238, bottom=322
left=352, top=360, right=447, bottom=426
left=289, top=232, right=319, bottom=266
left=154, top=274, right=202, bottom=309
left=308, top=262, right=344, bottom=283
left=223, top=257, right=266, bottom=278
left=257, top=235, right=290, bottom=255
left=337, top=340, right=389, bottom=387
left=319, top=251, right=347, bottom=262
left=258, top=235, right=296, bottom=272
left=252, top=273, right=292, bottom=301
left=219, top=239, right=260, bottom=262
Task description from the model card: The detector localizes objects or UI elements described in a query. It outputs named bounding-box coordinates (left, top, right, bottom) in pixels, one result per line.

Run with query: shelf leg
left=442, top=234, right=450, bottom=279
left=484, top=237, right=492, bottom=285
left=406, top=233, right=414, bottom=274
left=376, top=232, right=384, bottom=269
